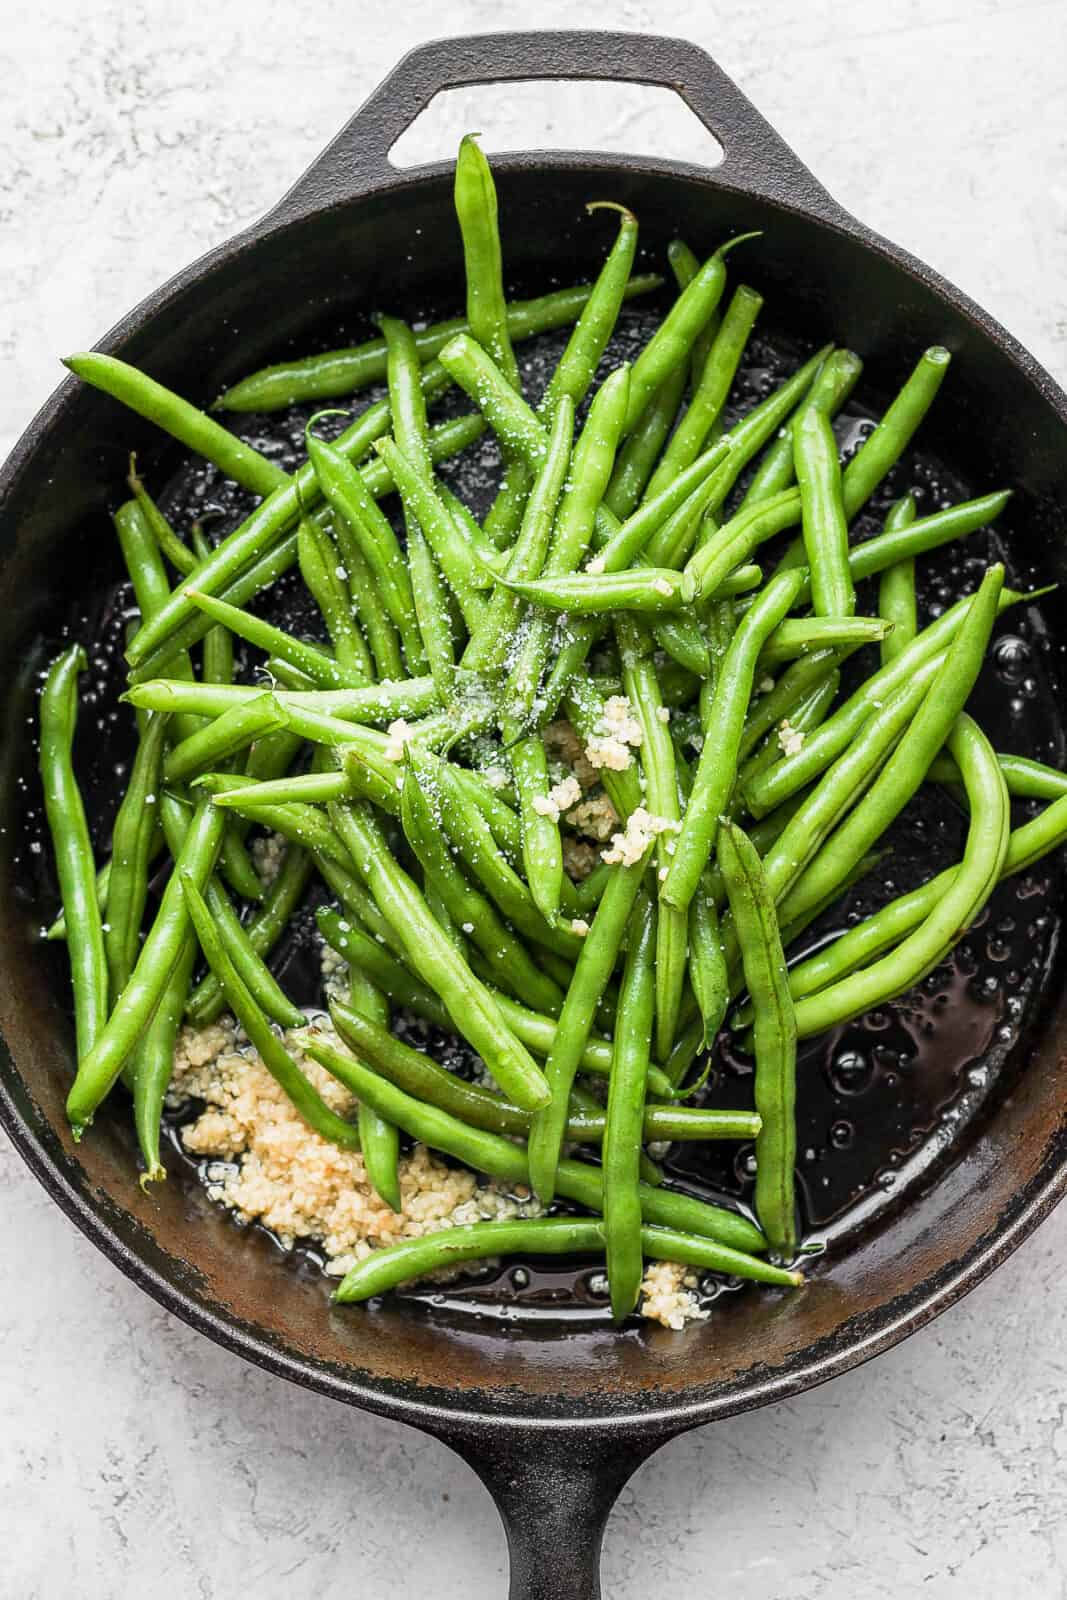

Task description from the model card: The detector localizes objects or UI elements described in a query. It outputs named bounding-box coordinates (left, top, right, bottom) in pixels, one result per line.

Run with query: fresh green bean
left=103, top=711, right=167, bottom=1003
left=791, top=713, right=1009, bottom=1038
left=66, top=797, right=226, bottom=1133
left=127, top=457, right=196, bottom=576
left=617, top=617, right=686, bottom=1058
left=604, top=365, right=687, bottom=518
left=757, top=616, right=889, bottom=670
left=454, top=134, right=521, bottom=390
left=738, top=348, right=863, bottom=511
left=644, top=283, right=762, bottom=500
left=744, top=577, right=1025, bottom=816
left=64, top=353, right=290, bottom=498
left=717, top=819, right=798, bottom=1257
left=181, top=588, right=361, bottom=689
left=302, top=1035, right=766, bottom=1251
left=187, top=846, right=314, bottom=1025
left=603, top=890, right=656, bottom=1319
left=663, top=570, right=805, bottom=912
left=622, top=235, right=757, bottom=431
left=877, top=496, right=918, bottom=664
left=528, top=840, right=653, bottom=1204
left=794, top=401, right=854, bottom=617
left=463, top=396, right=574, bottom=674
left=215, top=275, right=662, bottom=411
left=539, top=203, right=639, bottom=418
left=297, top=515, right=373, bottom=680
left=39, top=647, right=109, bottom=1060
left=329, top=801, right=550, bottom=1111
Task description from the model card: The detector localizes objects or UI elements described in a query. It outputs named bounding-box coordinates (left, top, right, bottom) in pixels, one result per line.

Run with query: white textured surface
left=3, top=2, right=1067, bottom=1595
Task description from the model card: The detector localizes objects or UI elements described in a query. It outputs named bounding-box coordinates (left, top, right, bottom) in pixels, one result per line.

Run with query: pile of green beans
left=38, top=136, right=1064, bottom=1329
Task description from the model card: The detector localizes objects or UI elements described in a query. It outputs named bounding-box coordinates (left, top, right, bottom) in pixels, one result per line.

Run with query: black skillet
left=2, top=32, right=1067, bottom=1599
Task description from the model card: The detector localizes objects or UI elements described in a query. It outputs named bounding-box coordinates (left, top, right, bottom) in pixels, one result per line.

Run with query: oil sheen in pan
left=15, top=302, right=1066, bottom=1326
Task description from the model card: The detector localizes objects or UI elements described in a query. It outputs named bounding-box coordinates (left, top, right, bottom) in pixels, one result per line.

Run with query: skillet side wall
left=1, top=161, right=1066, bottom=1425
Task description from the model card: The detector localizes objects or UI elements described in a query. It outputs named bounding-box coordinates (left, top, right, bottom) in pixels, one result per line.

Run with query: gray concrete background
left=3, top=1, right=1066, bottom=1594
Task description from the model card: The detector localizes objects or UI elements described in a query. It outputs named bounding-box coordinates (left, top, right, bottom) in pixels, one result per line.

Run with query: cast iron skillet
left=2, top=31, right=1067, bottom=1598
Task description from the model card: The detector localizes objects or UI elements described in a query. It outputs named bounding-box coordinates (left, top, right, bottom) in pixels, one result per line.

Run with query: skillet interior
left=2, top=160, right=1067, bottom=1429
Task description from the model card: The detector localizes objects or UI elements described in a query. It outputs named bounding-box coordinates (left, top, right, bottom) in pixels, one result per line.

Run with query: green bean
left=406, top=522, right=456, bottom=699
left=198, top=771, right=350, bottom=865
left=454, top=134, right=521, bottom=390
left=604, top=365, right=687, bottom=518
left=333, top=1217, right=606, bottom=1301
left=303, top=1035, right=766, bottom=1252
left=400, top=759, right=564, bottom=1013
left=297, top=515, right=373, bottom=680
left=159, top=793, right=304, bottom=1030
left=747, top=669, right=946, bottom=927
left=186, top=846, right=314, bottom=1026
left=317, top=906, right=674, bottom=1095
left=842, top=347, right=951, bottom=515
left=744, top=576, right=1025, bottom=816
left=528, top=841, right=653, bottom=1204
left=39, top=647, right=109, bottom=1060
left=689, top=871, right=728, bottom=1049
left=114, top=500, right=200, bottom=717
left=877, top=496, right=918, bottom=664
left=126, top=676, right=441, bottom=724
left=506, top=567, right=694, bottom=614
left=373, top=439, right=488, bottom=630
left=131, top=936, right=198, bottom=1184
left=563, top=679, right=642, bottom=821
left=505, top=366, right=631, bottom=724
left=792, top=713, right=1009, bottom=1038
left=331, top=1214, right=796, bottom=1304
left=794, top=401, right=854, bottom=617
left=329, top=802, right=550, bottom=1111
left=127, top=457, right=196, bottom=576
left=181, top=587, right=359, bottom=688
left=783, top=785, right=1067, bottom=1010
left=212, top=770, right=351, bottom=809
left=305, top=424, right=426, bottom=672
left=776, top=346, right=956, bottom=576
left=45, top=857, right=111, bottom=942
left=738, top=348, right=863, bottom=510
left=216, top=275, right=662, bottom=411
left=65, top=797, right=226, bottom=1134
left=663, top=570, right=806, bottom=912
left=64, top=353, right=289, bottom=498
left=162, top=693, right=287, bottom=786
left=644, top=284, right=763, bottom=500
left=429, top=758, right=585, bottom=958
left=603, top=890, right=656, bottom=1320
left=758, top=616, right=889, bottom=669
left=463, top=397, right=574, bottom=674
left=345, top=537, right=406, bottom=682
left=622, top=234, right=757, bottom=431
left=589, top=438, right=733, bottom=572
left=617, top=617, right=685, bottom=1058
left=667, top=237, right=719, bottom=389
left=123, top=381, right=473, bottom=668
left=176, top=874, right=360, bottom=1148
left=537, top=202, right=637, bottom=416
left=735, top=651, right=840, bottom=765
left=337, top=961, right=400, bottom=1212
left=928, top=749, right=1067, bottom=801
left=717, top=819, right=798, bottom=1257
left=773, top=567, right=1003, bottom=931
left=328, top=998, right=750, bottom=1149
left=504, top=721, right=566, bottom=924
left=104, top=711, right=167, bottom=1003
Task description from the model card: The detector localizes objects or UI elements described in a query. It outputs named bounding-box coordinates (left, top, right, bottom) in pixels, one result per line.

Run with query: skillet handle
left=444, top=1426, right=665, bottom=1600
left=266, top=30, right=842, bottom=224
